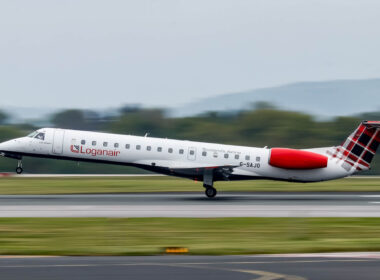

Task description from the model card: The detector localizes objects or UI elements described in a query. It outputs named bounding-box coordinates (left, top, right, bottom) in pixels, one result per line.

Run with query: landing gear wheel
left=205, top=187, right=217, bottom=198
left=16, top=167, right=23, bottom=174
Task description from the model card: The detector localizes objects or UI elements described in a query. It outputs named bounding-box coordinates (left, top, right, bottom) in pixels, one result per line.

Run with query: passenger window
left=92, top=141, right=96, bottom=146
left=179, top=149, right=184, bottom=154
left=114, top=143, right=119, bottom=148
left=213, top=152, right=218, bottom=158
left=235, top=154, right=239, bottom=160
left=35, top=133, right=45, bottom=141
left=224, top=154, right=229, bottom=159
left=245, top=155, right=250, bottom=160
left=147, top=146, right=151, bottom=151
left=256, top=157, right=261, bottom=162
left=190, top=150, right=195, bottom=155
left=81, top=140, right=86, bottom=145
left=136, top=145, right=141, bottom=150
left=168, top=148, right=173, bottom=153
left=125, top=144, right=130, bottom=149
left=157, top=147, right=162, bottom=152
left=202, top=151, right=207, bottom=156
left=103, top=142, right=108, bottom=147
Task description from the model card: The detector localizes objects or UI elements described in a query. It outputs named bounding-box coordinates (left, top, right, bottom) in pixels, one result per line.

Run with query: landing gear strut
left=16, top=160, right=23, bottom=174
left=203, top=168, right=217, bottom=198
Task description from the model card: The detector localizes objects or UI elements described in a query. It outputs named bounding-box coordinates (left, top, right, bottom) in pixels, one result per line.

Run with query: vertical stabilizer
left=328, top=121, right=380, bottom=172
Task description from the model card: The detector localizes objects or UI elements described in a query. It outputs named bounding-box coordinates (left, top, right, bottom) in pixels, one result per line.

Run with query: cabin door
left=52, top=129, right=65, bottom=154
left=187, top=147, right=196, bottom=161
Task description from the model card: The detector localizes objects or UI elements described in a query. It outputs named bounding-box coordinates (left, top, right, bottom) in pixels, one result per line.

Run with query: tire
left=16, top=167, right=23, bottom=174
left=205, top=187, right=217, bottom=198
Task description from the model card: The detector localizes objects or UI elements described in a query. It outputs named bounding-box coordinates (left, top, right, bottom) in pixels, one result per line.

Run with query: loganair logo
left=70, top=145, right=80, bottom=153
left=70, top=145, right=120, bottom=157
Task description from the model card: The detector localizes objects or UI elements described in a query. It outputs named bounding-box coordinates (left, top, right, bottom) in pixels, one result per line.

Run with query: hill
left=172, top=79, right=380, bottom=117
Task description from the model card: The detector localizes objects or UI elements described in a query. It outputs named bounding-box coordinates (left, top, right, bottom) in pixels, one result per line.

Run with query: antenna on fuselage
left=144, top=133, right=150, bottom=137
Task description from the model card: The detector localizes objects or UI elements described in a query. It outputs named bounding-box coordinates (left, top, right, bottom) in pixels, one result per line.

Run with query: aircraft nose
left=0, top=139, right=18, bottom=153
left=0, top=140, right=10, bottom=152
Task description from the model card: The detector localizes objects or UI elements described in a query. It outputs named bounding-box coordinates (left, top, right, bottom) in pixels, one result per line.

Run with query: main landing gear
left=16, top=160, right=23, bottom=174
left=203, top=168, right=217, bottom=198
left=204, top=185, right=217, bottom=198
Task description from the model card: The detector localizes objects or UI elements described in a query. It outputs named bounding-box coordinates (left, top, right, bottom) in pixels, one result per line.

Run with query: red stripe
left=348, top=153, right=358, bottom=162
left=368, top=148, right=376, bottom=154
left=375, top=131, right=380, bottom=142
left=353, top=125, right=366, bottom=140
left=358, top=160, right=370, bottom=167
left=363, top=129, right=376, bottom=138
left=368, top=141, right=377, bottom=153
left=346, top=141, right=354, bottom=151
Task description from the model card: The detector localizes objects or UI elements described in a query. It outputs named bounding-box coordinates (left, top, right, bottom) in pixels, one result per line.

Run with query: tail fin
left=328, top=121, right=380, bottom=172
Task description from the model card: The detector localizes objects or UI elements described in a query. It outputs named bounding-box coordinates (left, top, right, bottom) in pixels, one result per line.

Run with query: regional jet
left=0, top=121, right=379, bottom=197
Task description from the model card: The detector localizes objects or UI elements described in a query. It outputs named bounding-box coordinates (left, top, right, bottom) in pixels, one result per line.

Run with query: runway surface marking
left=1, top=193, right=380, bottom=217
left=0, top=258, right=366, bottom=280
left=233, top=269, right=306, bottom=280
left=0, top=258, right=374, bottom=267
left=0, top=255, right=379, bottom=280
left=0, top=261, right=306, bottom=280
left=0, top=256, right=57, bottom=259
left=2, top=254, right=380, bottom=280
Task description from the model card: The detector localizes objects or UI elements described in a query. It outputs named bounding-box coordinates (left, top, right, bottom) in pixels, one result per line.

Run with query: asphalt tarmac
left=1, top=192, right=380, bottom=217
left=1, top=253, right=380, bottom=280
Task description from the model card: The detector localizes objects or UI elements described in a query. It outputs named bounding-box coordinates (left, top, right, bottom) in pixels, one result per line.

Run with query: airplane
left=0, top=120, right=379, bottom=198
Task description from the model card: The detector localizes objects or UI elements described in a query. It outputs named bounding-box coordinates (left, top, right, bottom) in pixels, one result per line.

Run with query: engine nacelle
left=269, top=148, right=328, bottom=170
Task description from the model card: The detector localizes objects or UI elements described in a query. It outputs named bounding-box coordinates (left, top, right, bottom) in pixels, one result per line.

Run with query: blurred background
left=1, top=0, right=380, bottom=174
left=1, top=103, right=379, bottom=174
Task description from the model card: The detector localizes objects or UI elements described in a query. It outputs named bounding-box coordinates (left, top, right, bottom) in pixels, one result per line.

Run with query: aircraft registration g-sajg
left=0, top=121, right=379, bottom=198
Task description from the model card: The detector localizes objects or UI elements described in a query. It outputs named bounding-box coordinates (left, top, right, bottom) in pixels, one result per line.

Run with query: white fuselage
left=0, top=128, right=353, bottom=182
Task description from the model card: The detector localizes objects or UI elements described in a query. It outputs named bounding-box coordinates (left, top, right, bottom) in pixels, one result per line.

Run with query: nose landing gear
left=16, top=160, right=23, bottom=174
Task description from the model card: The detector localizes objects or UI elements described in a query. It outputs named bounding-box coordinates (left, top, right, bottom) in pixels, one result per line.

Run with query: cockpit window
left=35, top=133, right=45, bottom=140
left=27, top=131, right=39, bottom=138
left=27, top=131, right=45, bottom=140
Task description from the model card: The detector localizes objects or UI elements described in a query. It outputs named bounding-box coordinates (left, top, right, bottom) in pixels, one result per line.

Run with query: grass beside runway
left=1, top=217, right=380, bottom=255
left=0, top=176, right=380, bottom=194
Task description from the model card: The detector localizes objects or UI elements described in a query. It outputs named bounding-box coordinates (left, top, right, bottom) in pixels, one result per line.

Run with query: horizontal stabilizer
left=363, top=120, right=380, bottom=129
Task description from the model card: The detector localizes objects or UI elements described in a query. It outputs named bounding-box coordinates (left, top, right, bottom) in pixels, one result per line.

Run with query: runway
left=2, top=253, right=380, bottom=280
left=2, top=192, right=380, bottom=217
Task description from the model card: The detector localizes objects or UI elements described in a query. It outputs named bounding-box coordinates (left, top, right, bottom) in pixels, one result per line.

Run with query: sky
left=1, top=0, right=380, bottom=109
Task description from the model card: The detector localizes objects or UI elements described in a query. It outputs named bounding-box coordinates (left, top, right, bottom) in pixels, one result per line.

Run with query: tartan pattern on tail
left=327, top=121, right=380, bottom=172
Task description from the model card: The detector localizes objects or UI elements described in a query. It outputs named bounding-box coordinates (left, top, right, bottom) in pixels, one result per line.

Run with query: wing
left=169, top=164, right=238, bottom=181
left=134, top=159, right=238, bottom=181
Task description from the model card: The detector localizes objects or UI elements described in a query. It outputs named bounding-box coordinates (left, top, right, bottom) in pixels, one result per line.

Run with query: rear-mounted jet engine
left=269, top=148, right=328, bottom=170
